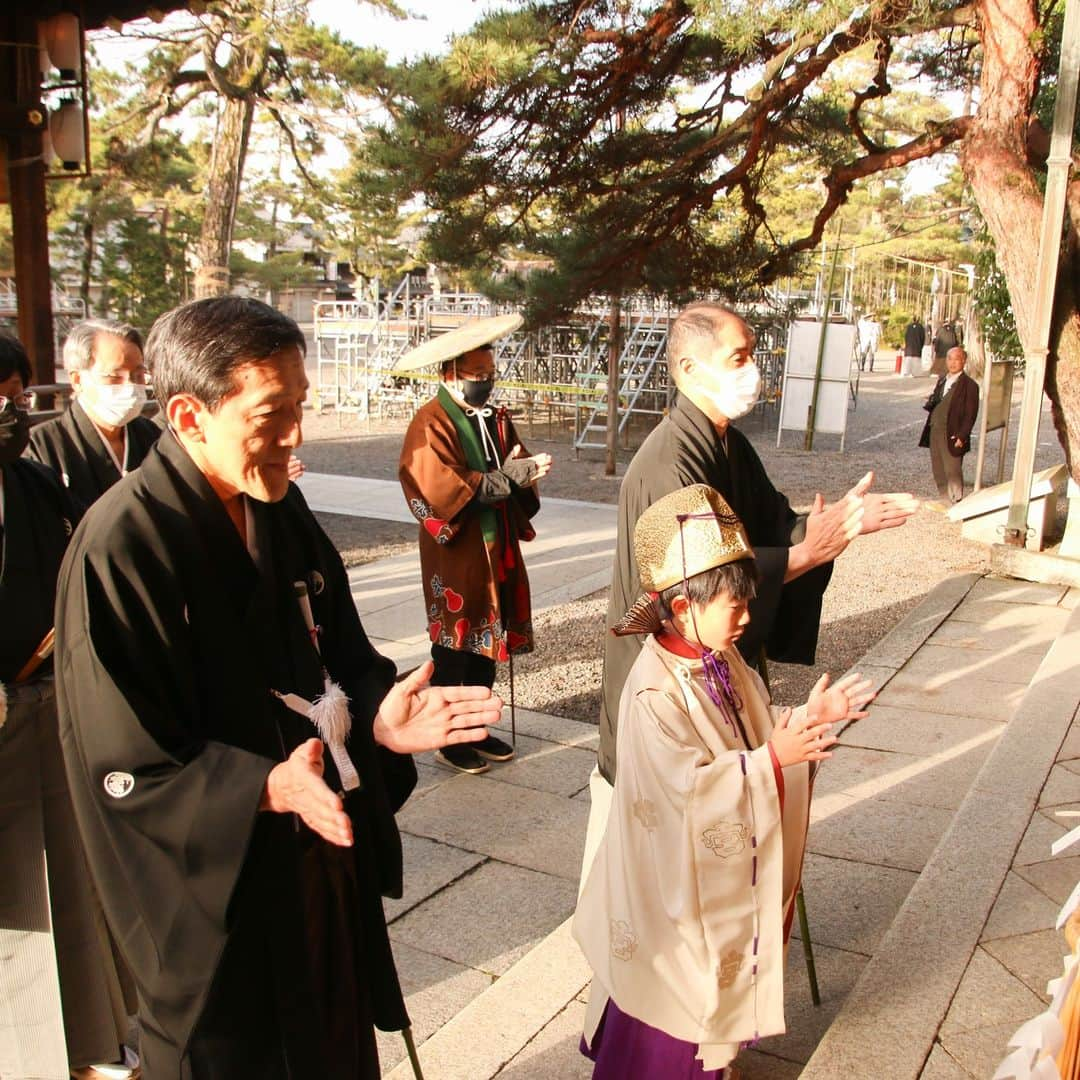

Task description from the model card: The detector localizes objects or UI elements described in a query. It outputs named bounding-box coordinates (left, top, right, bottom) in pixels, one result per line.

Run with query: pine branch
left=761, top=114, right=973, bottom=278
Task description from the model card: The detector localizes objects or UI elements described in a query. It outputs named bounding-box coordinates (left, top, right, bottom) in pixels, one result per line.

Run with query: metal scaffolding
left=313, top=290, right=792, bottom=448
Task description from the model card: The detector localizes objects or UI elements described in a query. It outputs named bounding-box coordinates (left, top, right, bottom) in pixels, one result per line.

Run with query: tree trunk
left=194, top=94, right=255, bottom=299
left=963, top=0, right=1080, bottom=480
left=81, top=215, right=94, bottom=313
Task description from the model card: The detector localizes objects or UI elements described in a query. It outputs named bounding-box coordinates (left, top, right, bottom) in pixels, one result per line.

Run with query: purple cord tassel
left=701, top=651, right=743, bottom=726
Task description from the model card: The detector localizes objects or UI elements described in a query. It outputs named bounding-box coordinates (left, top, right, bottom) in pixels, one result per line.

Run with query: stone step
left=800, top=595, right=1080, bottom=1079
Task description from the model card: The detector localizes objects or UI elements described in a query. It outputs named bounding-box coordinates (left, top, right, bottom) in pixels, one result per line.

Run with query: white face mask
left=698, top=362, right=761, bottom=421
left=84, top=381, right=148, bottom=428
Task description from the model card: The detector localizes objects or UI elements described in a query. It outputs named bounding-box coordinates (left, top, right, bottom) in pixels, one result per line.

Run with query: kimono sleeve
left=501, top=414, right=540, bottom=523
left=399, top=411, right=482, bottom=544
left=305, top=505, right=418, bottom=813
left=729, top=446, right=832, bottom=667
left=56, top=539, right=274, bottom=953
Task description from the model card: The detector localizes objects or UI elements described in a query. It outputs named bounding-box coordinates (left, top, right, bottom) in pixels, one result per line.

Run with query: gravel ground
left=302, top=367, right=1066, bottom=719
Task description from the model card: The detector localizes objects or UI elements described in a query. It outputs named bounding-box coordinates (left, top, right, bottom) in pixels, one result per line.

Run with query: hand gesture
left=508, top=444, right=553, bottom=484
left=769, top=707, right=837, bottom=768
left=287, top=454, right=306, bottom=481
left=802, top=490, right=864, bottom=565
left=861, top=491, right=920, bottom=534
left=262, top=738, right=353, bottom=847
left=843, top=471, right=875, bottom=502
left=373, top=661, right=505, bottom=755
left=806, top=672, right=876, bottom=727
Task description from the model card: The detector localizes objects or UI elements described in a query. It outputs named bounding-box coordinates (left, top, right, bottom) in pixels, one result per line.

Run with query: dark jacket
left=598, top=393, right=832, bottom=783
left=28, top=399, right=161, bottom=522
left=933, top=323, right=959, bottom=359
left=919, top=370, right=980, bottom=456
left=904, top=320, right=926, bottom=357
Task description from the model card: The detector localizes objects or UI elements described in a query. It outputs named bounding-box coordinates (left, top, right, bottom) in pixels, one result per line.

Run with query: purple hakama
left=581, top=997, right=732, bottom=1079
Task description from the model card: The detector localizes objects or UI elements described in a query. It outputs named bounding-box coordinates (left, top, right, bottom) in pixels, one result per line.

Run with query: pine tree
left=370, top=0, right=1080, bottom=478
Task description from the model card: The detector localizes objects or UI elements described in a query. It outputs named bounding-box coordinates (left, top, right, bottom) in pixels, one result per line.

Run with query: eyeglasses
left=0, top=393, right=32, bottom=411
left=89, top=371, right=151, bottom=386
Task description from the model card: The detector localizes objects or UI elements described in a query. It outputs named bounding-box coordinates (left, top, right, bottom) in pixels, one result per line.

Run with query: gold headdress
left=613, top=484, right=754, bottom=636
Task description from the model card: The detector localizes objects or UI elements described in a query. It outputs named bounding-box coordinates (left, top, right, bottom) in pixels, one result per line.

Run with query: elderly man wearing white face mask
left=593, top=302, right=919, bottom=796
left=29, top=320, right=161, bottom=522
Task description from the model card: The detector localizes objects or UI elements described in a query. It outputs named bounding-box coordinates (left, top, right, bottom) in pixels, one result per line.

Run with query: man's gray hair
left=668, top=302, right=743, bottom=366
left=62, top=319, right=144, bottom=372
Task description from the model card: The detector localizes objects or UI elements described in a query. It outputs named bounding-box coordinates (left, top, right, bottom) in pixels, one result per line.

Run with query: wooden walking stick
left=508, top=648, right=517, bottom=749
left=757, top=651, right=821, bottom=1007
left=402, top=1026, right=424, bottom=1080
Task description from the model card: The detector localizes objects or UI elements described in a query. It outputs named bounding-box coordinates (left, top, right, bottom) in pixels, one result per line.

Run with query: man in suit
left=919, top=346, right=980, bottom=503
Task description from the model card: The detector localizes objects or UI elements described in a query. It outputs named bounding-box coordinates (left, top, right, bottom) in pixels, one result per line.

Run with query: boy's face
left=682, top=593, right=751, bottom=653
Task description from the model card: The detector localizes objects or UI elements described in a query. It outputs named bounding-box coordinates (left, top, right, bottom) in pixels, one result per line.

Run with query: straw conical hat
left=396, top=313, right=523, bottom=372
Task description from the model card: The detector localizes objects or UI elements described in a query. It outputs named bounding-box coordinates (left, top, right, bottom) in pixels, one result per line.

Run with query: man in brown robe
left=399, top=315, right=552, bottom=774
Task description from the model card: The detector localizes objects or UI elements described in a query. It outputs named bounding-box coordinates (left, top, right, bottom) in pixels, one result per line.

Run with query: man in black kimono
left=56, top=298, right=502, bottom=1078
left=29, top=319, right=160, bottom=521
left=597, top=302, right=917, bottom=785
left=0, top=333, right=136, bottom=1079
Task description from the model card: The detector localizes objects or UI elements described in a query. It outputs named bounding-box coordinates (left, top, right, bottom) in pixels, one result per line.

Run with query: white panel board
left=785, top=320, right=857, bottom=379
left=778, top=377, right=849, bottom=437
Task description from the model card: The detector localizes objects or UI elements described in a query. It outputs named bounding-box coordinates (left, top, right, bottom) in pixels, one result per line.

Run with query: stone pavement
left=297, top=473, right=1080, bottom=1077
left=358, top=565, right=1080, bottom=1079
left=295, top=472, right=616, bottom=673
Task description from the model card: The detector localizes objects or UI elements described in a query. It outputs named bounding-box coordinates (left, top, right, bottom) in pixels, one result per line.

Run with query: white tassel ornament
left=310, top=678, right=361, bottom=792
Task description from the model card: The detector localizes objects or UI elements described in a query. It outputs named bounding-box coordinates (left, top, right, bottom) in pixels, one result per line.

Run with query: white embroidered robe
left=574, top=636, right=812, bottom=1069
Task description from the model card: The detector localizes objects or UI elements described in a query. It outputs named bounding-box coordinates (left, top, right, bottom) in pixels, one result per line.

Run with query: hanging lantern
left=37, top=20, right=52, bottom=82
left=43, top=13, right=82, bottom=82
left=50, top=98, right=86, bottom=171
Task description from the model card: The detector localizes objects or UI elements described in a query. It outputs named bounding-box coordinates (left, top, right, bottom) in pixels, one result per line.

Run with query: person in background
left=930, top=320, right=960, bottom=378
left=398, top=314, right=551, bottom=775
left=919, top=346, right=980, bottom=506
left=28, top=320, right=159, bottom=521
left=0, top=332, right=138, bottom=1080
left=902, top=315, right=926, bottom=377
left=856, top=311, right=881, bottom=372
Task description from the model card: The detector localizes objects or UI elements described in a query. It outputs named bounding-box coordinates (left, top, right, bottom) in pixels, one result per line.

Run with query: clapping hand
left=849, top=470, right=919, bottom=533
left=807, top=671, right=876, bottom=727
left=262, top=738, right=353, bottom=848
left=373, top=661, right=504, bottom=755
left=507, top=444, right=553, bottom=485
left=802, top=490, right=864, bottom=565
left=769, top=708, right=837, bottom=767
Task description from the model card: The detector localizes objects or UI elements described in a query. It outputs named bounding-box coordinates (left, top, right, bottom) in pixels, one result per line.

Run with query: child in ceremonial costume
left=574, top=484, right=874, bottom=1078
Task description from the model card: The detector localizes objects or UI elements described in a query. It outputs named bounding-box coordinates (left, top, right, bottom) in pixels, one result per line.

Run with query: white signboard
left=777, top=319, right=856, bottom=449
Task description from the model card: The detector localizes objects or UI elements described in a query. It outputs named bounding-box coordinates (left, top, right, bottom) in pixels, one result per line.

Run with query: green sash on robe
left=437, top=384, right=498, bottom=545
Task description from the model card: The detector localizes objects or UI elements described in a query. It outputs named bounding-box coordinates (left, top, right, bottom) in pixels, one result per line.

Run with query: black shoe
left=474, top=734, right=515, bottom=762
left=436, top=745, right=490, bottom=774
